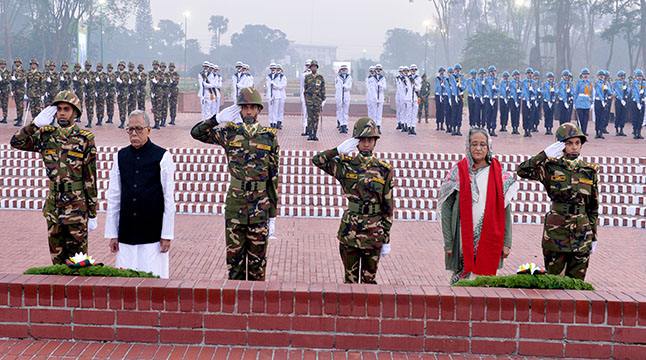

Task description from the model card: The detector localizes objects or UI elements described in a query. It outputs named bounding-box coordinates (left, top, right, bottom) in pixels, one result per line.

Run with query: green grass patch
left=24, top=264, right=158, bottom=278
left=453, top=274, right=594, bottom=290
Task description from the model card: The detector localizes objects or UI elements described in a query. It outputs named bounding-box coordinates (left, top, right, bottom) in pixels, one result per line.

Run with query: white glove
left=116, top=77, right=122, bottom=84
left=591, top=242, right=597, bottom=254
left=33, top=106, right=57, bottom=127
left=128, top=79, right=132, bottom=84
left=380, top=243, right=391, bottom=258
left=638, top=103, right=642, bottom=111
left=151, top=92, right=155, bottom=99
left=107, top=78, right=110, bottom=83
left=322, top=100, right=326, bottom=108
left=621, top=100, right=626, bottom=106
left=60, top=76, right=64, bottom=81
left=489, top=99, right=494, bottom=106
left=11, top=75, right=16, bottom=81
left=566, top=87, right=571, bottom=93
left=544, top=141, right=566, bottom=158
left=268, top=218, right=276, bottom=237
left=88, top=218, right=97, bottom=233
left=84, top=79, right=88, bottom=84
left=152, top=78, right=158, bottom=84
left=564, top=102, right=569, bottom=109
left=492, top=84, right=497, bottom=90
left=548, top=102, right=552, bottom=109
left=46, top=77, right=51, bottom=83
left=95, top=76, right=100, bottom=82
left=214, top=104, right=242, bottom=123
left=527, top=101, right=531, bottom=108
left=336, top=138, right=360, bottom=155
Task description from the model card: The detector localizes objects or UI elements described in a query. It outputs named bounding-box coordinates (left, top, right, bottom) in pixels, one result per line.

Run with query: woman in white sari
left=438, top=128, right=519, bottom=284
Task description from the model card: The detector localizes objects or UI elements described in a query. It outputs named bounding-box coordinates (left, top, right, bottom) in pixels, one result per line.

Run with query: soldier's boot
left=417, top=115, right=421, bottom=123
left=169, top=117, right=176, bottom=125
left=96, top=118, right=102, bottom=126
left=619, top=128, right=626, bottom=136
left=446, top=125, right=452, bottom=133
left=14, top=116, right=22, bottom=127
left=455, top=128, right=462, bottom=136
left=301, top=127, right=309, bottom=136
left=160, top=119, right=166, bottom=127
left=500, top=126, right=507, bottom=132
left=396, top=123, right=402, bottom=130
left=603, top=128, right=609, bottom=134
left=85, top=120, right=92, bottom=128
left=377, top=126, right=381, bottom=134
left=153, top=121, right=160, bottom=130
left=512, top=127, right=520, bottom=135
left=490, top=129, right=497, bottom=137
left=440, top=123, right=445, bottom=130
left=312, top=130, right=319, bottom=141
left=425, top=116, right=428, bottom=123
left=436, top=123, right=440, bottom=131
left=118, top=119, right=125, bottom=129
left=106, top=116, right=113, bottom=124
left=277, top=121, right=282, bottom=129
left=594, top=130, right=603, bottom=139
left=638, top=128, right=644, bottom=139
left=0, top=115, right=6, bottom=124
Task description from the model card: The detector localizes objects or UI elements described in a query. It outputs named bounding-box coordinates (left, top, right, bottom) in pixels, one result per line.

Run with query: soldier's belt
left=551, top=202, right=585, bottom=215
left=49, top=181, right=84, bottom=193
left=230, top=178, right=266, bottom=191
left=347, top=201, right=381, bottom=216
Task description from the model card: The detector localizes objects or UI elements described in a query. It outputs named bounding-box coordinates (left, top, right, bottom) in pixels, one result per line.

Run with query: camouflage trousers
left=339, top=243, right=380, bottom=284
left=542, top=248, right=590, bottom=280
left=47, top=219, right=88, bottom=265
left=28, top=96, right=42, bottom=120
left=117, top=93, right=128, bottom=125
left=418, top=98, right=429, bottom=121
left=74, top=90, right=84, bottom=114
left=169, top=87, right=179, bottom=120
left=154, top=90, right=168, bottom=124
left=225, top=219, right=268, bottom=281
left=137, top=88, right=146, bottom=111
left=106, top=90, right=116, bottom=120
left=84, top=92, right=95, bottom=123
left=128, top=92, right=137, bottom=115
left=0, top=88, right=8, bottom=118
left=14, top=90, right=24, bottom=119
left=95, top=95, right=105, bottom=121
left=306, top=101, right=322, bottom=134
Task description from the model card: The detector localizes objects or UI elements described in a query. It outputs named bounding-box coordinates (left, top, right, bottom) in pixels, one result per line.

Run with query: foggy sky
left=151, top=0, right=434, bottom=60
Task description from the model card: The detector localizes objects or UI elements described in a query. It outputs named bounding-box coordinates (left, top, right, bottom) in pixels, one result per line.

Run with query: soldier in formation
left=418, top=73, right=430, bottom=124
left=168, top=62, right=180, bottom=125
left=26, top=59, right=43, bottom=120
left=266, top=63, right=287, bottom=130
left=95, top=62, right=107, bottom=126
left=137, top=64, right=147, bottom=111
left=334, top=64, right=352, bottom=134
left=0, top=59, right=10, bottom=123
left=304, top=60, right=326, bottom=141
left=105, top=63, right=117, bottom=124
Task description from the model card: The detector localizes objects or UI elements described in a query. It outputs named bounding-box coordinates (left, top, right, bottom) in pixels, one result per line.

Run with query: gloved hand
left=322, top=100, right=326, bottom=108
left=527, top=101, right=531, bottom=108
left=590, top=241, right=597, bottom=254
left=336, top=138, right=360, bottom=155
left=84, top=79, right=88, bottom=84
left=380, top=243, right=391, bottom=258
left=564, top=102, right=569, bottom=109
left=116, top=77, right=122, bottom=84
left=11, top=75, right=16, bottom=81
left=544, top=141, right=566, bottom=158
left=46, top=77, right=51, bottom=83
left=88, top=217, right=97, bottom=232
left=268, top=218, right=276, bottom=237
left=73, top=76, right=77, bottom=81
left=214, top=104, right=242, bottom=123
left=33, top=106, right=57, bottom=127
left=151, top=92, right=155, bottom=99
left=128, top=79, right=132, bottom=84
left=621, top=100, right=626, bottom=107
left=566, top=87, right=571, bottom=93
left=152, top=78, right=158, bottom=84
left=60, top=76, right=64, bottom=81
left=638, top=103, right=643, bottom=111
left=490, top=99, right=494, bottom=106
left=95, top=76, right=100, bottom=82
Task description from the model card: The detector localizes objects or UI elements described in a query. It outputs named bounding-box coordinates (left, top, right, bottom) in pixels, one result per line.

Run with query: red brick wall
left=1, top=274, right=645, bottom=358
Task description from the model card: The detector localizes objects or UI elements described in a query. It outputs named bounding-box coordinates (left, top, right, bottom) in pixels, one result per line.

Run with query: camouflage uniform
left=137, top=64, right=147, bottom=111
left=158, top=62, right=170, bottom=126
left=105, top=64, right=117, bottom=123
left=303, top=60, right=326, bottom=140
left=0, top=59, right=10, bottom=122
left=26, top=59, right=44, bottom=120
left=127, top=62, right=138, bottom=115
left=168, top=63, right=180, bottom=125
left=72, top=64, right=85, bottom=119
left=94, top=63, right=107, bottom=125
left=312, top=118, right=394, bottom=284
left=58, top=62, right=72, bottom=92
left=11, top=59, right=26, bottom=125
left=83, top=61, right=96, bottom=127
left=516, top=123, right=598, bottom=280
left=43, top=61, right=59, bottom=106
left=116, top=62, right=130, bottom=128
left=190, top=88, right=280, bottom=281
left=10, top=91, right=97, bottom=264
left=418, top=77, right=431, bottom=123
left=149, top=60, right=161, bottom=128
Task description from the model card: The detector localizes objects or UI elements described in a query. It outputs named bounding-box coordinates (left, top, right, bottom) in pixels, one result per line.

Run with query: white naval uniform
left=104, top=151, right=176, bottom=279
left=271, top=73, right=287, bottom=125
left=300, top=69, right=311, bottom=131
left=212, top=72, right=222, bottom=114
left=395, top=75, right=404, bottom=125
left=266, top=73, right=276, bottom=125
left=373, top=73, right=387, bottom=126
left=232, top=71, right=243, bottom=100
left=408, top=74, right=421, bottom=128
left=335, top=73, right=352, bottom=127
left=198, top=71, right=217, bottom=120
left=365, top=75, right=376, bottom=120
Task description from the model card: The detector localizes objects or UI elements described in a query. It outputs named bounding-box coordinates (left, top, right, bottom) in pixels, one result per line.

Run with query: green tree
left=461, top=29, right=525, bottom=72
left=379, top=28, right=425, bottom=69
left=208, top=15, right=228, bottom=51
left=229, top=24, right=289, bottom=72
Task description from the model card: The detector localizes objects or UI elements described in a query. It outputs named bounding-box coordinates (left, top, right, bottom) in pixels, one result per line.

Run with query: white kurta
left=104, top=150, right=176, bottom=278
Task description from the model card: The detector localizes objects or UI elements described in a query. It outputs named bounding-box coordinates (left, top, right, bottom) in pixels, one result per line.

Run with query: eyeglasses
left=125, top=126, right=147, bottom=134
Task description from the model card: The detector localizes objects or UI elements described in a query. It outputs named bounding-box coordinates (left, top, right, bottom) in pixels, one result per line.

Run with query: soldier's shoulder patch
left=225, top=123, right=239, bottom=130
left=378, top=160, right=392, bottom=170
left=340, top=154, right=352, bottom=162
left=259, top=126, right=277, bottom=135
left=78, top=129, right=95, bottom=140
left=546, top=157, right=558, bottom=162
left=582, top=162, right=598, bottom=171
left=41, top=126, right=56, bottom=132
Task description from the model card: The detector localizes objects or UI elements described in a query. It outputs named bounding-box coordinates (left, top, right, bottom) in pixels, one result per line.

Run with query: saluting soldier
left=127, top=62, right=138, bottom=116
left=26, top=58, right=44, bottom=120
left=95, top=62, right=107, bottom=126
left=116, top=61, right=130, bottom=128
left=43, top=61, right=59, bottom=106
left=71, top=63, right=85, bottom=121
left=168, top=62, right=180, bottom=125
left=304, top=59, right=326, bottom=141
left=137, top=64, right=147, bottom=111
left=516, top=122, right=598, bottom=280
left=191, top=87, right=279, bottom=281
left=10, top=90, right=98, bottom=264
left=0, top=59, right=10, bottom=123
left=105, top=63, right=117, bottom=124
left=11, top=58, right=26, bottom=126
left=312, top=117, right=393, bottom=284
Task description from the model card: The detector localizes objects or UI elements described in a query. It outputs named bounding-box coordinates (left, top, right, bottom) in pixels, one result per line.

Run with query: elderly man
left=104, top=110, right=176, bottom=278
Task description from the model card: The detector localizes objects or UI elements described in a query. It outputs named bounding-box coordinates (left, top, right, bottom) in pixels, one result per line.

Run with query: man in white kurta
left=335, top=64, right=352, bottom=133
left=105, top=110, right=175, bottom=278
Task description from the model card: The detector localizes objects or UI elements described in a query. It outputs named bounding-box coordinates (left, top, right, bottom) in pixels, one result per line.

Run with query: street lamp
left=183, top=11, right=190, bottom=74
left=423, top=20, right=431, bottom=74
left=99, top=0, right=106, bottom=63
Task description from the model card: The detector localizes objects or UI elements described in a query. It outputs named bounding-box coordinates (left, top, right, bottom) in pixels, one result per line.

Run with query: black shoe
left=425, top=118, right=428, bottom=123
left=307, top=134, right=314, bottom=141
left=619, top=130, right=626, bottom=136
left=436, top=124, right=440, bottom=131
left=160, top=121, right=166, bottom=127
left=440, top=124, right=445, bottom=130
left=106, top=117, right=113, bottom=124
left=512, top=128, right=520, bottom=135
left=96, top=119, right=102, bottom=126
left=0, top=116, right=6, bottom=124
left=277, top=121, right=282, bottom=129
left=446, top=127, right=452, bottom=133
left=301, top=130, right=308, bottom=136
left=500, top=127, right=507, bottom=132
left=490, top=130, right=497, bottom=137
left=377, top=126, right=381, bottom=134
left=14, top=118, right=22, bottom=127
left=603, top=129, right=609, bottom=134
left=153, top=122, right=160, bottom=130
left=85, top=123, right=92, bottom=128
left=396, top=123, right=402, bottom=130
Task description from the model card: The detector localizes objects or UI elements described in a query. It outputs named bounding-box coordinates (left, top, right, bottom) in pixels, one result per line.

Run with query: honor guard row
left=394, top=64, right=425, bottom=136
left=0, top=58, right=180, bottom=130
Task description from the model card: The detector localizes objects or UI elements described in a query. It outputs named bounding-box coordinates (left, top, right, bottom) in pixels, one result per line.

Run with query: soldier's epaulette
left=225, top=123, right=239, bottom=129
left=340, top=154, right=352, bottom=161
left=259, top=126, right=277, bottom=135
left=378, top=160, right=392, bottom=170
left=40, top=126, right=56, bottom=132
left=78, top=129, right=95, bottom=140
left=546, top=157, right=558, bottom=163
left=582, top=162, right=598, bottom=171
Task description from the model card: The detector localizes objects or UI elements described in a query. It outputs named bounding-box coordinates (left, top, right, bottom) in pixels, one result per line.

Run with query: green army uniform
left=94, top=63, right=107, bottom=126
left=304, top=60, right=326, bottom=140
left=11, top=58, right=26, bottom=125
left=190, top=88, right=280, bottom=281
left=418, top=77, right=431, bottom=123
left=105, top=64, right=117, bottom=123
left=127, top=62, right=138, bottom=115
left=137, top=65, right=147, bottom=111
left=312, top=118, right=394, bottom=284
left=83, top=60, right=96, bottom=127
left=0, top=59, right=10, bottom=123
left=43, top=61, right=59, bottom=106
left=72, top=64, right=85, bottom=119
left=10, top=91, right=98, bottom=264
left=168, top=63, right=179, bottom=125
left=149, top=60, right=161, bottom=128
left=58, top=62, right=72, bottom=92
left=26, top=59, right=44, bottom=120
left=116, top=61, right=130, bottom=128
left=158, top=62, right=170, bottom=127
left=516, top=123, right=598, bottom=280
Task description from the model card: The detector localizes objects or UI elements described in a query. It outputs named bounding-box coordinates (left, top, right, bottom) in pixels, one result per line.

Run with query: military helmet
left=454, top=63, right=462, bottom=70
left=502, top=71, right=510, bottom=77
left=512, top=70, right=520, bottom=76
left=128, top=61, right=135, bottom=67
left=236, top=60, right=244, bottom=67
left=46, top=60, right=54, bottom=66
left=470, top=69, right=477, bottom=75
left=555, top=122, right=586, bottom=145
left=52, top=90, right=83, bottom=117
left=352, top=117, right=380, bottom=139
left=14, top=57, right=22, bottom=64
left=635, top=69, right=644, bottom=77
left=74, top=62, right=81, bottom=68
left=580, top=68, right=590, bottom=75
left=310, top=60, right=319, bottom=67
left=448, top=67, right=454, bottom=73
left=525, top=67, right=533, bottom=74
left=438, top=66, right=445, bottom=72
left=96, top=62, right=103, bottom=68
left=30, top=58, right=38, bottom=65
left=236, top=87, right=264, bottom=110
left=410, top=64, right=418, bottom=70
left=596, top=69, right=604, bottom=76
left=375, top=64, right=383, bottom=70
left=118, top=60, right=126, bottom=67
left=138, top=63, right=145, bottom=69
left=61, top=61, right=69, bottom=67
left=152, top=60, right=160, bottom=66
left=107, top=63, right=114, bottom=69
left=304, top=59, right=312, bottom=66
left=562, top=70, right=569, bottom=76
left=533, top=71, right=540, bottom=76
left=478, top=68, right=485, bottom=74
left=168, top=62, right=175, bottom=68
left=0, top=59, right=5, bottom=65
left=488, top=65, right=496, bottom=72
left=618, top=70, right=626, bottom=77
left=84, top=60, right=91, bottom=66
left=546, top=72, right=554, bottom=78
left=604, top=70, right=610, bottom=76
left=160, top=61, right=167, bottom=67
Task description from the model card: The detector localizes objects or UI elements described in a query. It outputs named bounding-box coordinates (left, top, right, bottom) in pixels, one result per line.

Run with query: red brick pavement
left=0, top=210, right=643, bottom=292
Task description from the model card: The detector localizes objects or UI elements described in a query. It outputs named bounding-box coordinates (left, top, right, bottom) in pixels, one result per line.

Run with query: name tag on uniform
left=372, top=177, right=385, bottom=184
left=316, top=80, right=322, bottom=87
left=229, top=141, right=242, bottom=148
left=43, top=149, right=56, bottom=155
left=257, top=144, right=271, bottom=151
left=551, top=175, right=566, bottom=181
left=346, top=173, right=357, bottom=179
left=579, top=178, right=593, bottom=185
left=67, top=151, right=83, bottom=158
